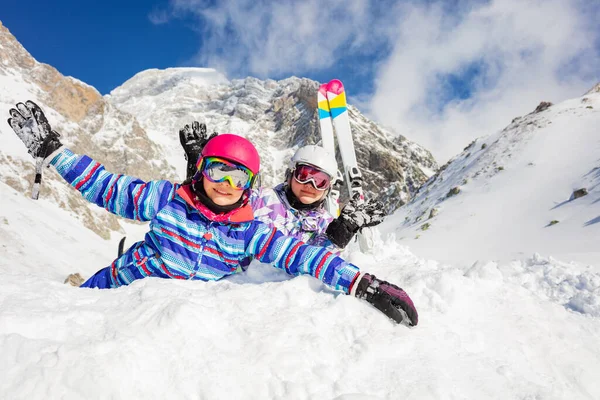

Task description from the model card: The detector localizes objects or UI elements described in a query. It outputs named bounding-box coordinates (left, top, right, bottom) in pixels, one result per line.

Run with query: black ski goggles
left=293, top=164, right=332, bottom=191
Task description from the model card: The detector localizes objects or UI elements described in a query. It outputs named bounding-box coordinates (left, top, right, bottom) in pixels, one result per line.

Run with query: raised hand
left=7, top=100, right=63, bottom=199
left=8, top=100, right=62, bottom=160
left=179, top=121, right=217, bottom=181
left=340, top=193, right=385, bottom=230
left=326, top=193, right=386, bottom=248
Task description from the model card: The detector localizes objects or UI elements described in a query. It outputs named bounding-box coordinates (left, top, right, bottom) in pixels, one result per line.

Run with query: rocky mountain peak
left=585, top=82, right=600, bottom=95
left=0, top=21, right=101, bottom=123
left=108, top=72, right=438, bottom=210
left=0, top=22, right=176, bottom=239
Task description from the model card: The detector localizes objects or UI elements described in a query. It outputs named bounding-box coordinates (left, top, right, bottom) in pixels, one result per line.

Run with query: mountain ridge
left=383, top=89, right=600, bottom=265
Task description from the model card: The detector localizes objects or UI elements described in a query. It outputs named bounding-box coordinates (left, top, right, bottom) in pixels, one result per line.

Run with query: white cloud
left=370, top=0, right=600, bottom=162
left=160, top=0, right=392, bottom=76
left=154, top=0, right=600, bottom=163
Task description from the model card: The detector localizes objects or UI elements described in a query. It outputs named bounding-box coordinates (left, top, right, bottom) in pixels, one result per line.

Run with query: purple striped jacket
left=250, top=184, right=336, bottom=250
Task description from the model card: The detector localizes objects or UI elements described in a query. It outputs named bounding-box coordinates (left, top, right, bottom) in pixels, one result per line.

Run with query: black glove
left=326, top=193, right=385, bottom=248
left=179, top=121, right=217, bottom=181
left=351, top=273, right=418, bottom=326
left=8, top=100, right=63, bottom=161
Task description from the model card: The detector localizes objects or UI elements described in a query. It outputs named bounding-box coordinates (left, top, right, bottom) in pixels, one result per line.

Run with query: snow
left=105, top=68, right=234, bottom=179
left=1, top=172, right=600, bottom=398
left=0, top=74, right=73, bottom=163
left=384, top=93, right=600, bottom=267
left=1, top=41, right=600, bottom=398
left=108, top=67, right=230, bottom=101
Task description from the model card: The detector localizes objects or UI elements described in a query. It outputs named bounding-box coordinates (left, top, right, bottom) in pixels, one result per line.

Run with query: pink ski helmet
left=197, top=133, right=261, bottom=174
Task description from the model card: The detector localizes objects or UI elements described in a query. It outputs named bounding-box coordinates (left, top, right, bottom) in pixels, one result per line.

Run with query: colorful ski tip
left=326, top=79, right=345, bottom=95
left=326, top=79, right=347, bottom=118
left=318, top=83, right=329, bottom=97
left=318, top=83, right=331, bottom=119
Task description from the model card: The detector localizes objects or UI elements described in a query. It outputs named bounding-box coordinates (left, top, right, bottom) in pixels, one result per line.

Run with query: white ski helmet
left=289, top=145, right=338, bottom=177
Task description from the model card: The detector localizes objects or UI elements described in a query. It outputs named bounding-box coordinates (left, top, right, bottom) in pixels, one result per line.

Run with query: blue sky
left=2, top=0, right=199, bottom=95
left=1, top=0, right=382, bottom=97
left=2, top=0, right=599, bottom=162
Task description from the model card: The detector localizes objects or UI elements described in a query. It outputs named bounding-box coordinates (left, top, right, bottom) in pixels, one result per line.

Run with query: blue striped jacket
left=50, top=149, right=360, bottom=292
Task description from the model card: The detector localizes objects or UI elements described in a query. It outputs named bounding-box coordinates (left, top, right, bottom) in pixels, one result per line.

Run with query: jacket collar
left=177, top=184, right=255, bottom=223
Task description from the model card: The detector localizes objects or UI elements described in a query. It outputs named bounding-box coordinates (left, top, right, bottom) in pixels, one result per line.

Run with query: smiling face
left=202, top=178, right=244, bottom=206
left=290, top=177, right=327, bottom=204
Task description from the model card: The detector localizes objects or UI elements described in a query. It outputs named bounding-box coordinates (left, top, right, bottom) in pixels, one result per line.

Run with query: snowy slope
left=1, top=179, right=600, bottom=399
left=383, top=91, right=600, bottom=266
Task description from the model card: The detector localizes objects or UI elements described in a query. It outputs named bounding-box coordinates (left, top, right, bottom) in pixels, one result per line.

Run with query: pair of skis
left=318, top=80, right=375, bottom=251
left=317, top=79, right=364, bottom=216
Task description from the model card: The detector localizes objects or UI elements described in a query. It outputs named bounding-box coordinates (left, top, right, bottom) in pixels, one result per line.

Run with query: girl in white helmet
left=180, top=123, right=384, bottom=251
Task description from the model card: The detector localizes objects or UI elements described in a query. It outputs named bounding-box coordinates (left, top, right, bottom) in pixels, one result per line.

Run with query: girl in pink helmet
left=7, top=101, right=418, bottom=326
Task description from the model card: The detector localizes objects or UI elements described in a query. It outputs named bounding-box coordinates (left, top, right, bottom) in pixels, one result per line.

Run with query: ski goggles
left=201, top=157, right=255, bottom=190
left=293, top=164, right=332, bottom=191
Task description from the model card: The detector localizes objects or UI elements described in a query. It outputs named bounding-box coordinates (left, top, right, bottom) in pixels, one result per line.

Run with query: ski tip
left=318, top=83, right=328, bottom=96
left=326, top=79, right=345, bottom=95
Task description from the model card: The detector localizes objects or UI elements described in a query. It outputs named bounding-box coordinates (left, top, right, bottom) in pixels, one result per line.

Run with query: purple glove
left=351, top=273, right=418, bottom=326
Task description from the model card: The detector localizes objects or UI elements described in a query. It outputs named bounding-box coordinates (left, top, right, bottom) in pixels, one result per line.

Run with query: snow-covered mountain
left=0, top=21, right=177, bottom=239
left=383, top=89, right=600, bottom=266
left=0, top=20, right=436, bottom=245
left=107, top=68, right=437, bottom=209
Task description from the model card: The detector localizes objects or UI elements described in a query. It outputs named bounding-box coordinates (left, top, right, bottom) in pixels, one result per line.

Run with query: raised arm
left=7, top=100, right=176, bottom=221
left=179, top=120, right=217, bottom=183
left=51, top=149, right=176, bottom=221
